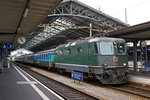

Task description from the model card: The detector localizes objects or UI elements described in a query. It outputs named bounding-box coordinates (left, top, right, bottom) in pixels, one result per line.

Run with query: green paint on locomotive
left=55, top=37, right=128, bottom=67
left=55, top=43, right=93, bottom=65
left=55, top=42, right=100, bottom=66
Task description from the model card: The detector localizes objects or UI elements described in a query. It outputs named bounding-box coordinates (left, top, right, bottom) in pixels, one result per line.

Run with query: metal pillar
left=90, top=23, right=92, bottom=37
left=133, top=41, right=138, bottom=72
left=2, top=48, right=8, bottom=68
left=0, top=54, right=3, bottom=70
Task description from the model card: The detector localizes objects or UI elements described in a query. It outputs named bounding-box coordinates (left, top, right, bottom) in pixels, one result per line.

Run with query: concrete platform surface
left=29, top=67, right=141, bottom=100
left=128, top=71, right=150, bottom=85
left=0, top=63, right=64, bottom=100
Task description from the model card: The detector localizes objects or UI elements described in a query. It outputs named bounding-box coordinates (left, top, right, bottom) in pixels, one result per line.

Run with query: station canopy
left=0, top=0, right=62, bottom=48
left=107, top=21, right=150, bottom=41
left=19, top=0, right=128, bottom=52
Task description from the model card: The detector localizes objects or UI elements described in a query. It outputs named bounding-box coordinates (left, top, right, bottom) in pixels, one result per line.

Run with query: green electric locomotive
left=55, top=37, right=128, bottom=84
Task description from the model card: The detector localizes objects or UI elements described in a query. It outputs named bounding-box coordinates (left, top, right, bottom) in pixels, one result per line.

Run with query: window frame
left=67, top=48, right=71, bottom=54
left=59, top=49, right=63, bottom=55
left=116, top=42, right=126, bottom=55
left=100, top=42, right=114, bottom=55
left=76, top=46, right=82, bottom=54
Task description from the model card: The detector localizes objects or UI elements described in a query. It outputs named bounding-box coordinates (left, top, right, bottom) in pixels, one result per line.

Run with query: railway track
left=107, top=84, right=150, bottom=99
left=14, top=62, right=99, bottom=100
left=14, top=62, right=150, bottom=100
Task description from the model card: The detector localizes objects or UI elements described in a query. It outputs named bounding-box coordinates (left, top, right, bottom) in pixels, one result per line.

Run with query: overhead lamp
left=17, top=27, right=20, bottom=31
left=24, top=8, right=29, bottom=17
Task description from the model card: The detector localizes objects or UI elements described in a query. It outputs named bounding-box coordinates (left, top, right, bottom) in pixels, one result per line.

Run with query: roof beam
left=15, top=0, right=31, bottom=34
left=110, top=27, right=150, bottom=37
left=0, top=33, right=16, bottom=35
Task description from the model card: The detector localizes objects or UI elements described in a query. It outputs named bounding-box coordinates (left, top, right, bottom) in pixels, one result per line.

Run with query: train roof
left=57, top=37, right=125, bottom=48
left=35, top=48, right=56, bottom=54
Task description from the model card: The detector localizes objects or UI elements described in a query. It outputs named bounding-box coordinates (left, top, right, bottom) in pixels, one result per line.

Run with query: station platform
left=128, top=71, right=150, bottom=85
left=0, top=63, right=64, bottom=100
left=129, top=70, right=150, bottom=77
left=1, top=62, right=150, bottom=100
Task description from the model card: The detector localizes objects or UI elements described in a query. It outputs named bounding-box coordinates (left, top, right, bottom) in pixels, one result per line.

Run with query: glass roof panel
left=22, top=17, right=75, bottom=49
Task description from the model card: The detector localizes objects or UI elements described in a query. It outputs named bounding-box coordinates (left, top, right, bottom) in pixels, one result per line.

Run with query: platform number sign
left=71, top=71, right=83, bottom=81
left=1, top=43, right=14, bottom=49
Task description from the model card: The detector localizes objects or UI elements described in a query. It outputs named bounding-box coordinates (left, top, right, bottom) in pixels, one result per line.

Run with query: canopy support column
left=133, top=40, right=138, bottom=72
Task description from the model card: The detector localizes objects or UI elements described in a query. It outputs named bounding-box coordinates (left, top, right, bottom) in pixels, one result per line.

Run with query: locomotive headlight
left=123, top=63, right=127, bottom=67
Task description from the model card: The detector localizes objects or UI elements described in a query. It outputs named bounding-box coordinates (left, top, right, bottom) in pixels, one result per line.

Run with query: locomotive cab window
left=117, top=42, right=126, bottom=55
left=100, top=42, right=114, bottom=55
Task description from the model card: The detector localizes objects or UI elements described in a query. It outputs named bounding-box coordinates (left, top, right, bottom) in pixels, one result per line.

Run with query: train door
left=48, top=53, right=51, bottom=68
left=88, top=42, right=98, bottom=66
left=88, top=43, right=93, bottom=66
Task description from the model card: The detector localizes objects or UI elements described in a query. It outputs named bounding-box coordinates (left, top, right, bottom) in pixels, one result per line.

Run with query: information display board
left=1, top=43, right=14, bottom=49
left=71, top=71, right=83, bottom=81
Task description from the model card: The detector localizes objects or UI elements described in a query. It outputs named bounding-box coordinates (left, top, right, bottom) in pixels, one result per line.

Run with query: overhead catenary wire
left=112, top=0, right=150, bottom=16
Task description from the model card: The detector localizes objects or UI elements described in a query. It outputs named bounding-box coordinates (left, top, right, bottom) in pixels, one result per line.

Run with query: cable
left=112, top=0, right=150, bottom=16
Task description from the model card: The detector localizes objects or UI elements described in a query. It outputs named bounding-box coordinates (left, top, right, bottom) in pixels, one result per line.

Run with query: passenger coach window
left=100, top=42, right=114, bottom=55
left=47, top=54, right=49, bottom=59
left=46, top=54, right=48, bottom=59
left=77, top=46, right=82, bottom=54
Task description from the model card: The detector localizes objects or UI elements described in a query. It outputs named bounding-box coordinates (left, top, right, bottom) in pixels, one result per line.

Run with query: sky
left=78, top=0, right=150, bottom=26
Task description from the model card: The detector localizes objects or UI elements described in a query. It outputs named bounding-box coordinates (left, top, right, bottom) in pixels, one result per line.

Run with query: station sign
left=1, top=43, right=14, bottom=49
left=71, top=71, right=83, bottom=81
left=0, top=52, right=11, bottom=56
